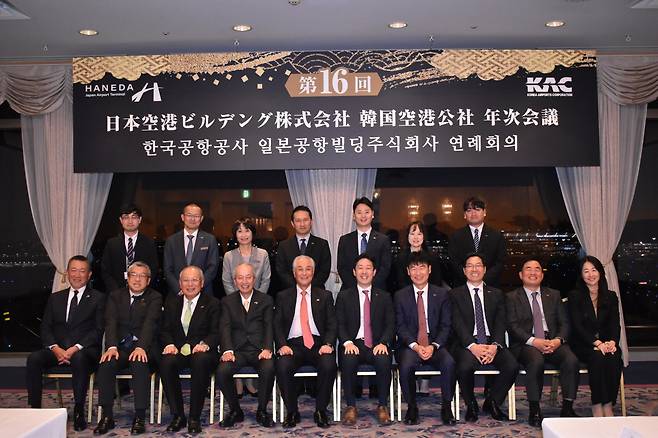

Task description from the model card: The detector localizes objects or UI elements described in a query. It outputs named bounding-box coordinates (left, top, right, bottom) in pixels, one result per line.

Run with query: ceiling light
left=232, top=24, right=252, bottom=32
left=79, top=29, right=98, bottom=36
left=545, top=20, right=565, bottom=28
left=388, top=21, right=407, bottom=29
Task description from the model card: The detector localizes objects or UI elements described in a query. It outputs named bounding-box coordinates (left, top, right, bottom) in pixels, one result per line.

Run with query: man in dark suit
left=94, top=261, right=163, bottom=435
left=335, top=254, right=394, bottom=426
left=159, top=266, right=220, bottom=434
left=449, top=253, right=518, bottom=423
left=337, top=197, right=391, bottom=290
left=163, top=203, right=219, bottom=294
left=274, top=255, right=337, bottom=428
left=101, top=204, right=158, bottom=293
left=276, top=205, right=331, bottom=290
left=448, top=197, right=506, bottom=287
left=218, top=263, right=275, bottom=428
left=26, top=255, right=105, bottom=431
left=395, top=251, right=456, bottom=426
left=506, top=259, right=579, bottom=427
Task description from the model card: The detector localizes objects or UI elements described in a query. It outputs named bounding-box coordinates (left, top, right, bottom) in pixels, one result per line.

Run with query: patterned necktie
left=243, top=298, right=250, bottom=313
left=126, top=237, right=134, bottom=266
left=300, top=290, right=314, bottom=349
left=473, top=288, right=487, bottom=344
left=473, top=228, right=480, bottom=252
left=363, top=290, right=373, bottom=348
left=299, top=238, right=307, bottom=255
left=531, top=292, right=545, bottom=339
left=360, top=233, right=368, bottom=255
left=417, top=291, right=429, bottom=347
left=185, top=235, right=194, bottom=265
left=67, top=290, right=79, bottom=322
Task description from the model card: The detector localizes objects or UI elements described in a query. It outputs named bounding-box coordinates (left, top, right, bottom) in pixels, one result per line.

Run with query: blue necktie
left=299, top=238, right=307, bottom=255
left=360, top=233, right=367, bottom=255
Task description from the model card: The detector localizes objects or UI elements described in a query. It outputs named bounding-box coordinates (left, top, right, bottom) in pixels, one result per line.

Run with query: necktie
left=67, top=290, right=79, bottom=322
left=417, top=291, right=429, bottom=347
left=300, top=290, right=314, bottom=349
left=362, top=290, right=373, bottom=348
left=360, top=233, right=368, bottom=255
left=126, top=237, right=134, bottom=266
left=130, top=294, right=143, bottom=311
left=473, top=288, right=487, bottom=344
left=182, top=300, right=193, bottom=336
left=243, top=298, right=250, bottom=313
left=299, top=238, right=307, bottom=255
left=473, top=228, right=480, bottom=252
left=531, top=292, right=545, bottom=339
left=185, top=234, right=194, bottom=265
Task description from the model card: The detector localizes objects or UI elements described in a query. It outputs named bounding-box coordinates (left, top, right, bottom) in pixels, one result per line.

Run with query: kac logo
left=526, top=77, right=572, bottom=96
left=131, top=82, right=163, bottom=102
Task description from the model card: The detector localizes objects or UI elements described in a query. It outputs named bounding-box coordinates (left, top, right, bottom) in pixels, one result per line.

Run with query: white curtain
left=556, top=54, right=658, bottom=366
left=0, top=64, right=113, bottom=291
left=286, top=168, right=377, bottom=295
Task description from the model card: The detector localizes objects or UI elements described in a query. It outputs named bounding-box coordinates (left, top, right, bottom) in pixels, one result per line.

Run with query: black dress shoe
left=314, top=409, right=330, bottom=428
left=130, top=416, right=146, bottom=435
left=465, top=400, right=479, bottom=422
left=560, top=407, right=580, bottom=418
left=93, top=416, right=114, bottom=434
left=528, top=407, right=543, bottom=428
left=220, top=409, right=244, bottom=427
left=441, top=405, right=457, bottom=425
left=256, top=409, right=273, bottom=428
left=486, top=398, right=509, bottom=421
left=73, top=411, right=87, bottom=432
left=188, top=419, right=202, bottom=434
left=166, top=415, right=187, bottom=432
left=403, top=406, right=419, bottom=425
left=282, top=411, right=298, bottom=428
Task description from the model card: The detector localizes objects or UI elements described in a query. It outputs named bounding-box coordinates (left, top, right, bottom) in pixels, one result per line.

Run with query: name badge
left=124, top=271, right=128, bottom=280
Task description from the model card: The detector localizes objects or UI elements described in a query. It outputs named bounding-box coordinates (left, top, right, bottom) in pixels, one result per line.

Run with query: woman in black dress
left=568, top=255, right=622, bottom=417
left=394, top=221, right=442, bottom=290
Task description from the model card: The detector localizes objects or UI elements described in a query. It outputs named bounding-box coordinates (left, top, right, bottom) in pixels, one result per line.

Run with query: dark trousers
left=26, top=347, right=99, bottom=409
left=453, top=347, right=519, bottom=406
left=275, top=336, right=337, bottom=414
left=218, top=350, right=275, bottom=412
left=339, top=339, right=391, bottom=407
left=575, top=347, right=622, bottom=405
left=398, top=346, right=456, bottom=407
left=97, top=349, right=151, bottom=412
left=516, top=344, right=579, bottom=402
left=159, top=351, right=219, bottom=420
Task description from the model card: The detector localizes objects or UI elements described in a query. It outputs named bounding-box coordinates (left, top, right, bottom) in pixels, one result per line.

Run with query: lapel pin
left=315, top=298, right=320, bottom=302
left=254, top=301, right=258, bottom=305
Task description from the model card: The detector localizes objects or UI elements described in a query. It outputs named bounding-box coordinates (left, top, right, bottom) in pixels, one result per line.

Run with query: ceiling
left=1, top=0, right=658, bottom=61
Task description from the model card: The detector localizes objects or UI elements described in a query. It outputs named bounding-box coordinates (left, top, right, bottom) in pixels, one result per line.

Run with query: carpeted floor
left=2, top=384, right=657, bottom=437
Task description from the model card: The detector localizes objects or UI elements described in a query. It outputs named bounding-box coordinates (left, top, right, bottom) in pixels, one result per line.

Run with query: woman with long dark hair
left=394, top=221, right=442, bottom=290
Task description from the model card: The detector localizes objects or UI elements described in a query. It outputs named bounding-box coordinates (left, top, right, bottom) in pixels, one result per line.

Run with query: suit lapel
left=483, top=286, right=496, bottom=324
left=462, top=287, right=476, bottom=329
left=192, top=233, right=205, bottom=264
left=310, top=288, right=322, bottom=328
left=189, top=294, right=207, bottom=332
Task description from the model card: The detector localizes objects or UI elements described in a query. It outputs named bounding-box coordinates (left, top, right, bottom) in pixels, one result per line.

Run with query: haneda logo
left=526, top=77, right=572, bottom=97
left=131, top=82, right=163, bottom=102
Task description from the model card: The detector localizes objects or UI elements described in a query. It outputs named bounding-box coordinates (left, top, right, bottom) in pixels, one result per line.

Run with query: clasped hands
left=532, top=338, right=562, bottom=355
left=469, top=344, right=498, bottom=364
left=596, top=340, right=617, bottom=355
left=51, top=345, right=80, bottom=365
left=413, top=344, right=435, bottom=361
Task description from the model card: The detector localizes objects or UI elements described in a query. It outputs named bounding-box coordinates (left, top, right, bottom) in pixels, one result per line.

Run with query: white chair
left=43, top=367, right=95, bottom=423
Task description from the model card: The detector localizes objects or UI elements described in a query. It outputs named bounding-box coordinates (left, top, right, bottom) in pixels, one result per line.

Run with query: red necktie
left=300, top=290, right=314, bottom=349
left=363, top=290, right=373, bottom=348
left=417, top=290, right=429, bottom=347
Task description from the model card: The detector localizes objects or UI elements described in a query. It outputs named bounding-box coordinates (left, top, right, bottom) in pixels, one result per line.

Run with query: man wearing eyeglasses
left=164, top=203, right=219, bottom=295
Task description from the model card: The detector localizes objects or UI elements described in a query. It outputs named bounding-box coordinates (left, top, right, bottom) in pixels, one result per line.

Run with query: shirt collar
left=523, top=287, right=541, bottom=296
left=185, top=229, right=199, bottom=238
left=69, top=285, right=87, bottom=294
left=296, top=233, right=311, bottom=241
left=413, top=284, right=428, bottom=295
left=240, top=291, right=254, bottom=302
left=130, top=289, right=145, bottom=299
left=467, top=281, right=484, bottom=292
left=469, top=224, right=484, bottom=234
left=296, top=285, right=311, bottom=295
left=357, top=284, right=372, bottom=294
left=185, top=293, right=201, bottom=306
left=124, top=231, right=139, bottom=240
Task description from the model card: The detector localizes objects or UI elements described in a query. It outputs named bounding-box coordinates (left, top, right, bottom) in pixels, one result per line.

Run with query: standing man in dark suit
left=274, top=255, right=337, bottom=429
left=26, top=255, right=105, bottom=431
left=94, top=261, right=163, bottom=435
left=218, top=263, right=275, bottom=428
left=338, top=197, right=391, bottom=291
left=159, top=266, right=220, bottom=434
left=163, top=203, right=219, bottom=295
left=335, top=254, right=394, bottom=426
left=395, top=251, right=456, bottom=426
left=276, top=205, right=331, bottom=290
left=449, top=253, right=518, bottom=423
left=506, top=259, right=579, bottom=428
left=448, top=197, right=506, bottom=287
left=101, top=204, right=159, bottom=293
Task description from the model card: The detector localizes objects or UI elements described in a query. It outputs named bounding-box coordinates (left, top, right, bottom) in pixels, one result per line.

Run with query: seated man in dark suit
left=94, top=261, right=163, bottom=435
left=506, top=259, right=579, bottom=428
left=276, top=205, right=331, bottom=290
left=395, top=251, right=456, bottom=426
left=159, top=266, right=220, bottom=434
left=274, top=255, right=337, bottom=429
left=218, top=263, right=275, bottom=428
left=449, top=253, right=518, bottom=423
left=335, top=254, right=394, bottom=426
left=26, top=255, right=105, bottom=431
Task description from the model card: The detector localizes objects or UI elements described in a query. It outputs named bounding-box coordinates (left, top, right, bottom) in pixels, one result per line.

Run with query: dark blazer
left=101, top=233, right=159, bottom=293
left=276, top=235, right=331, bottom=289
left=219, top=289, right=274, bottom=352
left=273, top=286, right=337, bottom=349
left=394, top=248, right=443, bottom=290
left=163, top=229, right=219, bottom=294
left=160, top=292, right=221, bottom=351
left=40, top=287, right=105, bottom=351
left=394, top=284, right=451, bottom=349
left=448, top=224, right=506, bottom=287
left=337, top=230, right=391, bottom=290
left=505, top=286, right=569, bottom=351
left=449, top=284, right=506, bottom=349
left=335, top=287, right=395, bottom=347
left=567, top=288, right=620, bottom=355
left=103, top=287, right=162, bottom=352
